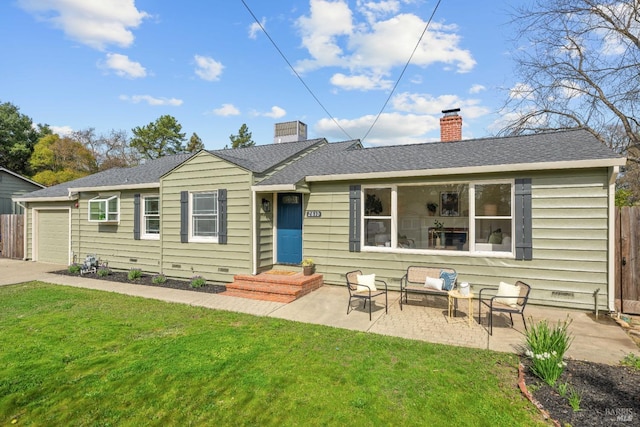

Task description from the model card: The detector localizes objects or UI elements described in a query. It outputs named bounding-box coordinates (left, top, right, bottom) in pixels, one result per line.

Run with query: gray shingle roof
left=19, top=128, right=624, bottom=199
left=257, top=128, right=624, bottom=186
left=209, top=138, right=325, bottom=173
left=19, top=153, right=195, bottom=199
left=256, top=140, right=362, bottom=186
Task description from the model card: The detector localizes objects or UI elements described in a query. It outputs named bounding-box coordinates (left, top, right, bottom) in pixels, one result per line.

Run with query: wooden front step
left=222, top=271, right=323, bottom=303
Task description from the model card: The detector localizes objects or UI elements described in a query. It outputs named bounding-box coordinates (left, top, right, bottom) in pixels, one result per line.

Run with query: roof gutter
left=305, top=158, right=626, bottom=183
left=13, top=195, right=78, bottom=203
left=251, top=184, right=297, bottom=192
left=70, top=183, right=160, bottom=192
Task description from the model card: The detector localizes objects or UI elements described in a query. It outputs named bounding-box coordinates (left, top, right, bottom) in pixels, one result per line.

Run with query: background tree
left=229, top=123, right=255, bottom=148
left=130, top=115, right=186, bottom=160
left=502, top=0, right=640, bottom=204
left=73, top=128, right=139, bottom=170
left=186, top=132, right=205, bottom=152
left=0, top=101, right=49, bottom=175
left=29, top=134, right=96, bottom=186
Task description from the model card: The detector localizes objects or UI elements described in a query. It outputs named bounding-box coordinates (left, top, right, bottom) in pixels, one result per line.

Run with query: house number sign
left=306, top=210, right=322, bottom=218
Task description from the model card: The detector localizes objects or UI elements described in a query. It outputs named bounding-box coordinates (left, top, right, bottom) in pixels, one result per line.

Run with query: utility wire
left=240, top=0, right=354, bottom=141
left=361, top=0, right=443, bottom=142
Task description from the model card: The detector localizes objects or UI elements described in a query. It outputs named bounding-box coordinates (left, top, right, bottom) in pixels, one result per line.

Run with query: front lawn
left=0, top=282, right=544, bottom=426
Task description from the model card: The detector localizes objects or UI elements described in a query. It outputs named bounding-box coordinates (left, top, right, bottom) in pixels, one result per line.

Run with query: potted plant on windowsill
left=301, top=258, right=315, bottom=276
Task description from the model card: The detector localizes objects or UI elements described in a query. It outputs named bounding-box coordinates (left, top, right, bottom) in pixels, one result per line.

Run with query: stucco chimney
left=440, top=108, right=462, bottom=142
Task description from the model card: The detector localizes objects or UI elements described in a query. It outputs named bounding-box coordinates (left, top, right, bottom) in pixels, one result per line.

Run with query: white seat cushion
left=494, top=281, right=520, bottom=308
left=356, top=274, right=377, bottom=292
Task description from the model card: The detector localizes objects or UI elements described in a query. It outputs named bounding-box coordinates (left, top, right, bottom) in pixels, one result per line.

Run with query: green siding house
left=0, top=167, right=44, bottom=214
left=15, top=122, right=625, bottom=311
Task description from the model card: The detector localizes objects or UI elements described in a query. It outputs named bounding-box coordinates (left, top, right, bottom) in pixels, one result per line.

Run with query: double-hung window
left=88, top=195, right=119, bottom=222
left=190, top=191, right=218, bottom=242
left=142, top=196, right=160, bottom=239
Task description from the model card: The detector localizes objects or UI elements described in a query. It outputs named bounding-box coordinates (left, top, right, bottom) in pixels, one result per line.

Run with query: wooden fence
left=615, top=206, right=640, bottom=314
left=0, top=214, right=24, bottom=260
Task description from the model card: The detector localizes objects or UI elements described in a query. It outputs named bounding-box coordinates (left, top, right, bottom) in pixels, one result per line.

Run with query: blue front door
left=277, top=193, right=303, bottom=264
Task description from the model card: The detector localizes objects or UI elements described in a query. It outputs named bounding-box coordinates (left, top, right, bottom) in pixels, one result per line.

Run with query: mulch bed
left=54, top=269, right=226, bottom=294
left=521, top=358, right=640, bottom=426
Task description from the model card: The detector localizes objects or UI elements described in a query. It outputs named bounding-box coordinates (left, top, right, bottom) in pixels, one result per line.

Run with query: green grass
left=0, top=282, right=544, bottom=426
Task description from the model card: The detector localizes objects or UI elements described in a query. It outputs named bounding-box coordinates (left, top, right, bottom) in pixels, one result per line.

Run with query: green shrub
left=524, top=316, right=573, bottom=386
left=568, top=385, right=581, bottom=412
left=128, top=268, right=143, bottom=281
left=152, top=274, right=167, bottom=285
left=68, top=264, right=81, bottom=274
left=97, top=267, right=111, bottom=277
left=190, top=275, right=206, bottom=288
left=621, top=353, right=640, bottom=370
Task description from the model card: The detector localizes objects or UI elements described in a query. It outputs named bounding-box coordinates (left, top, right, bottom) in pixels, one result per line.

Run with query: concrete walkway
left=1, top=259, right=636, bottom=365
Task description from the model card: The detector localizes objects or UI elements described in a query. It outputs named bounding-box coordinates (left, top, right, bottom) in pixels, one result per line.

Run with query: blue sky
left=1, top=0, right=520, bottom=150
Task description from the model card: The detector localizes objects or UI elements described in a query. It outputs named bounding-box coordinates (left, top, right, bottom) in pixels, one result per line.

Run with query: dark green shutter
left=218, top=189, right=227, bottom=244
left=515, top=178, right=532, bottom=260
left=349, top=185, right=361, bottom=252
left=133, top=193, right=140, bottom=240
left=180, top=191, right=188, bottom=243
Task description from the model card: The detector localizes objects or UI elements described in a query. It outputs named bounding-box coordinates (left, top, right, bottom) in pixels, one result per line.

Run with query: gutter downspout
left=607, top=166, right=619, bottom=312
left=16, top=201, right=27, bottom=260
left=252, top=189, right=257, bottom=275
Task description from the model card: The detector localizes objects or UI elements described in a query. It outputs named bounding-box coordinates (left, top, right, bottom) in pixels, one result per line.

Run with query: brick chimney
left=440, top=108, right=462, bottom=142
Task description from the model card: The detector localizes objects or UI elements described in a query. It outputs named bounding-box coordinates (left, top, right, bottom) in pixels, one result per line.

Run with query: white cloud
left=295, top=0, right=354, bottom=71
left=263, top=106, right=287, bottom=118
left=509, top=82, right=534, bottom=100
left=469, top=84, right=485, bottom=94
left=559, top=79, right=584, bottom=99
left=391, top=92, right=489, bottom=119
left=251, top=106, right=287, bottom=119
left=51, top=125, right=73, bottom=136
left=194, top=55, right=224, bottom=81
left=119, top=95, right=183, bottom=106
left=316, top=112, right=440, bottom=146
left=101, top=53, right=146, bottom=78
left=295, top=2, right=475, bottom=91
left=330, top=73, right=393, bottom=90
left=212, top=104, right=240, bottom=116
left=17, top=0, right=148, bottom=50
left=248, top=17, right=266, bottom=39
left=357, top=0, right=401, bottom=24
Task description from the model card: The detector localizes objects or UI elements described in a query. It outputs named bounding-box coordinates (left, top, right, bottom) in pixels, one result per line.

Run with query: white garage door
left=37, top=210, right=70, bottom=264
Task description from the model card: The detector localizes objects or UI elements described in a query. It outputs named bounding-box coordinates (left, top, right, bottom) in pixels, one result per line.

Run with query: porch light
left=262, top=198, right=271, bottom=213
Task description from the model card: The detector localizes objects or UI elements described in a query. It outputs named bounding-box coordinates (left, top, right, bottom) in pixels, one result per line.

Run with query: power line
left=240, top=0, right=354, bottom=141
left=361, top=0, right=443, bottom=142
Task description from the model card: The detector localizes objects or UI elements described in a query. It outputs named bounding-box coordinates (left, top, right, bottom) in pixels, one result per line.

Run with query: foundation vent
left=552, top=291, right=575, bottom=299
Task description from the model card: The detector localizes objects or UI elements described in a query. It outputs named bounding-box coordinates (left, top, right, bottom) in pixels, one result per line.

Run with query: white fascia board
left=305, top=158, right=627, bottom=182
left=13, top=195, right=77, bottom=202
left=251, top=184, right=297, bottom=192
left=70, top=183, right=160, bottom=192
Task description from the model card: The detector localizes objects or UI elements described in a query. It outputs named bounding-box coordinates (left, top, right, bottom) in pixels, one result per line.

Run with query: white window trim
left=88, top=195, right=119, bottom=223
left=360, top=180, right=515, bottom=257
left=189, top=191, right=219, bottom=243
left=141, top=195, right=160, bottom=240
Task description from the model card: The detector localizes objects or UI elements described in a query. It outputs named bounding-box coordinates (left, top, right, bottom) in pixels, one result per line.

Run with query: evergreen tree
left=229, top=123, right=255, bottom=148
left=130, top=115, right=186, bottom=159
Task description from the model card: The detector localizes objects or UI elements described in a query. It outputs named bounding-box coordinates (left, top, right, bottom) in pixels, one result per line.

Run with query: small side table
left=448, top=289, right=474, bottom=327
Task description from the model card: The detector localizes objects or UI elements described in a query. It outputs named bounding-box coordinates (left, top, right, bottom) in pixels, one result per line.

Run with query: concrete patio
left=0, top=258, right=636, bottom=365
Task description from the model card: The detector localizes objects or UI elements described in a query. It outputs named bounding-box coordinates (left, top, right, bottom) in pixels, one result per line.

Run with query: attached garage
left=35, top=209, right=70, bottom=264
